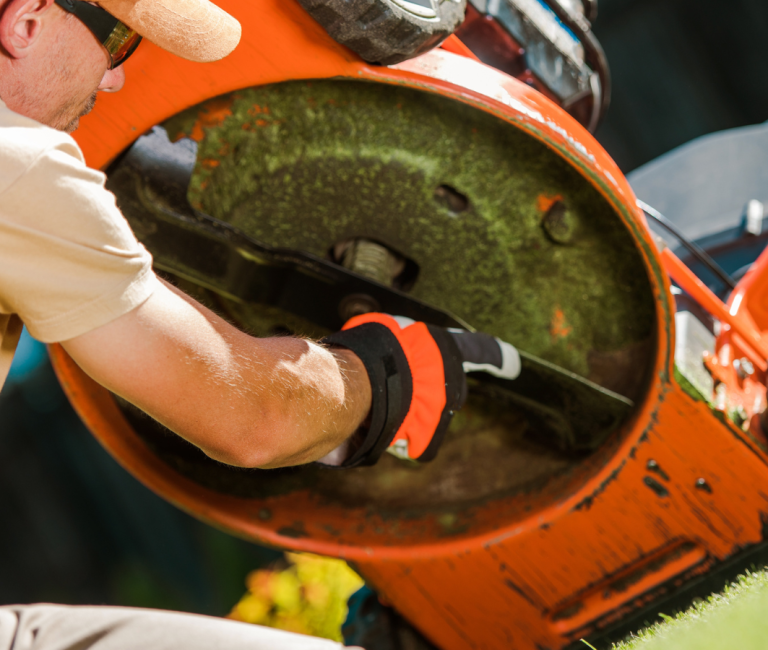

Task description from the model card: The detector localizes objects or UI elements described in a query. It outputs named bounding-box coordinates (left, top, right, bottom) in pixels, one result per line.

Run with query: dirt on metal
left=122, top=79, right=660, bottom=520
left=164, top=80, right=656, bottom=394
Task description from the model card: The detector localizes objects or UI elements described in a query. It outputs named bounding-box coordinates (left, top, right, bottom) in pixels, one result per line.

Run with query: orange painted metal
left=713, top=244, right=768, bottom=434
left=50, top=1, right=768, bottom=648
left=661, top=246, right=768, bottom=442
left=440, top=34, right=481, bottom=61
left=661, top=248, right=768, bottom=365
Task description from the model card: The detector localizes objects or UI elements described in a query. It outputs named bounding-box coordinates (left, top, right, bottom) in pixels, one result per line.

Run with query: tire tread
left=297, top=0, right=466, bottom=65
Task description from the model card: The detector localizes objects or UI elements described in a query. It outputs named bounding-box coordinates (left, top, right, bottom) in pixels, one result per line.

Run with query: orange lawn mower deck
left=48, top=1, right=768, bottom=648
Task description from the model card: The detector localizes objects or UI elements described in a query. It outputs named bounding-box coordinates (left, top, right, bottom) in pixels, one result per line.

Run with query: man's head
left=0, top=0, right=239, bottom=132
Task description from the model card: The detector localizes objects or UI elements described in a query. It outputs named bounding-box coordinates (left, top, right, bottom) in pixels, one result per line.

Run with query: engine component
left=456, top=0, right=610, bottom=131
left=674, top=310, right=715, bottom=400
left=336, top=238, right=407, bottom=285
left=296, top=0, right=467, bottom=65
left=743, top=199, right=764, bottom=236
left=335, top=238, right=409, bottom=318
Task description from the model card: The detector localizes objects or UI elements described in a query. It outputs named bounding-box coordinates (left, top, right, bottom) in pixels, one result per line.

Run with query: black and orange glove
left=322, top=313, right=520, bottom=467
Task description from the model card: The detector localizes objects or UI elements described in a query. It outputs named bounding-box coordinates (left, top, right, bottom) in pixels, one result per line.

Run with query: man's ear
left=0, top=0, right=56, bottom=59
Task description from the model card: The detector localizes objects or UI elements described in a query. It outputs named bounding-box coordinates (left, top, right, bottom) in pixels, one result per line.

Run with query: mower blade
left=108, top=127, right=635, bottom=452
left=470, top=351, right=633, bottom=451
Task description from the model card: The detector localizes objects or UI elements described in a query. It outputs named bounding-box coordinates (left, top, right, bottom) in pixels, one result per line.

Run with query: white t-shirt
left=0, top=100, right=160, bottom=388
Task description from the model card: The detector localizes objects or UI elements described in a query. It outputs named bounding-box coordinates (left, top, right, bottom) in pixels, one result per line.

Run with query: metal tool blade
left=108, top=127, right=635, bottom=452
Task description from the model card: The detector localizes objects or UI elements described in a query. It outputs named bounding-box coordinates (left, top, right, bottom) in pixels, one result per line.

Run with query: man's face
left=42, top=6, right=125, bottom=132
left=1, top=1, right=125, bottom=132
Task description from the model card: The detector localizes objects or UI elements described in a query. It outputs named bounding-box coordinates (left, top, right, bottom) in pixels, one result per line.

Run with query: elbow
left=174, top=396, right=314, bottom=469
left=194, top=422, right=288, bottom=469
left=199, top=439, right=278, bottom=469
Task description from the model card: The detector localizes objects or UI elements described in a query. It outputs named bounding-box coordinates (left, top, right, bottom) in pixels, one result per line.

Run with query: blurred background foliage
left=1, top=0, right=767, bottom=640
left=229, top=553, right=364, bottom=640
left=0, top=330, right=281, bottom=614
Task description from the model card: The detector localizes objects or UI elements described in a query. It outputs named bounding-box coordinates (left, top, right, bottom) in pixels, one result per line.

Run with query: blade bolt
left=542, top=200, right=577, bottom=244
left=695, top=478, right=713, bottom=493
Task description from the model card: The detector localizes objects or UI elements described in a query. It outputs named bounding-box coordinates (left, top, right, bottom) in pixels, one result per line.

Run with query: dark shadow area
left=0, top=332, right=280, bottom=614
left=593, top=0, right=768, bottom=172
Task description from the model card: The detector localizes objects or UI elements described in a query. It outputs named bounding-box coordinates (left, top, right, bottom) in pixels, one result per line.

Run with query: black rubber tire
left=297, top=0, right=467, bottom=65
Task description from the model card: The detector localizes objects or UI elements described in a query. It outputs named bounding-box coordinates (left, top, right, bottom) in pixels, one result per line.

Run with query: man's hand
left=62, top=282, right=517, bottom=470
left=62, top=280, right=372, bottom=469
left=321, top=313, right=520, bottom=467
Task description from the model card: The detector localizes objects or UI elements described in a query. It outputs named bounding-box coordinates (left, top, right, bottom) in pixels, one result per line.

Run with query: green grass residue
left=610, top=570, right=768, bottom=650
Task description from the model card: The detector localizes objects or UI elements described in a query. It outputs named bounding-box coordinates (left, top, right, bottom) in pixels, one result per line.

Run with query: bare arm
left=61, top=280, right=372, bottom=469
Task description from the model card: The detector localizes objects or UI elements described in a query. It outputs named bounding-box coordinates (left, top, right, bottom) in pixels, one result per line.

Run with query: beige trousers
left=0, top=605, right=347, bottom=650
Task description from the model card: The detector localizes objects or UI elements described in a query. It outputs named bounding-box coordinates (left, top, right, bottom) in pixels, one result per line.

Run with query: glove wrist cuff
left=322, top=322, right=413, bottom=467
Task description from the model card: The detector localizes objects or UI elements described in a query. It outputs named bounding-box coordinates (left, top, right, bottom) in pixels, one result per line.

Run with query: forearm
left=220, top=335, right=371, bottom=468
left=63, top=281, right=372, bottom=468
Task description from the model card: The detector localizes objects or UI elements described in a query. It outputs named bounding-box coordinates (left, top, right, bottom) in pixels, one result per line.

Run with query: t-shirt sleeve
left=0, top=138, right=161, bottom=343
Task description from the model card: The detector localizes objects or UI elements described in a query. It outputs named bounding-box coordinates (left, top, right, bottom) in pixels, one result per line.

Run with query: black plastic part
left=448, top=330, right=503, bottom=369
left=322, top=323, right=413, bottom=467
left=543, top=0, right=611, bottom=130
left=296, top=0, right=467, bottom=65
left=639, top=200, right=737, bottom=291
left=343, top=586, right=438, bottom=650
left=54, top=0, right=120, bottom=43
left=582, top=0, right=598, bottom=22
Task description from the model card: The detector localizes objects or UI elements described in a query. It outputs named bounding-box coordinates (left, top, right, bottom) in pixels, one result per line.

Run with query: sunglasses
left=54, top=0, right=142, bottom=69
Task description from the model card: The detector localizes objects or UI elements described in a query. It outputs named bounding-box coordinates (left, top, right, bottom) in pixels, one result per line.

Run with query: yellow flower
left=229, top=552, right=365, bottom=641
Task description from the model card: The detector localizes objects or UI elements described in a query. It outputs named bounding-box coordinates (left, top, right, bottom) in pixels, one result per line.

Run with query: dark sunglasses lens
left=103, top=23, right=142, bottom=68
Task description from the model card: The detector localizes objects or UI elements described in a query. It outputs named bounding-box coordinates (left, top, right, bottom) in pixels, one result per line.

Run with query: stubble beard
left=31, top=21, right=102, bottom=133
left=57, top=90, right=98, bottom=134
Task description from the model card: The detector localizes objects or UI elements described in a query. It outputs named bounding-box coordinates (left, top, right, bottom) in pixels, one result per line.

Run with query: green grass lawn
left=592, top=570, right=768, bottom=650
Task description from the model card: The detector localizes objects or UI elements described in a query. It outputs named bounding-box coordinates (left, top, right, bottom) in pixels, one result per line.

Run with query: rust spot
left=550, top=541, right=705, bottom=633
left=573, top=461, right=627, bottom=511
left=608, top=542, right=698, bottom=594
left=277, top=522, right=308, bottom=539
left=550, top=307, right=573, bottom=341
left=189, top=123, right=205, bottom=142
left=551, top=601, right=584, bottom=622
left=537, top=193, right=563, bottom=213
left=504, top=579, right=538, bottom=607
left=189, top=96, right=235, bottom=142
